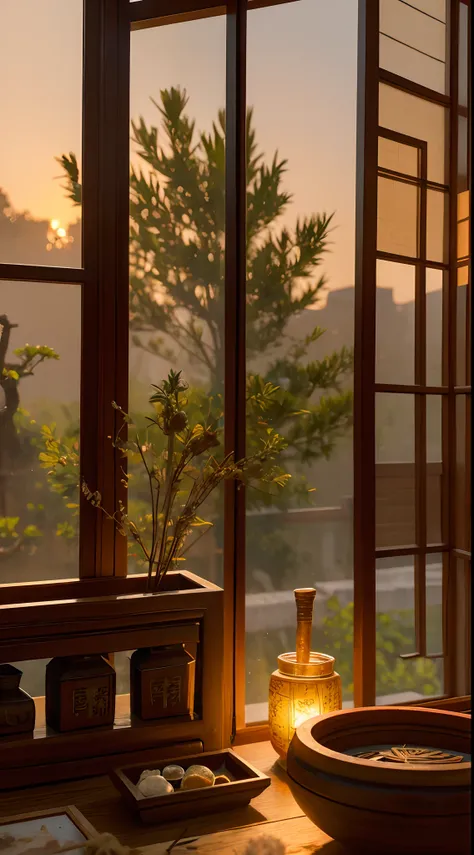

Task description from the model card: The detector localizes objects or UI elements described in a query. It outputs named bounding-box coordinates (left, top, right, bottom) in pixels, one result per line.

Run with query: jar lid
left=277, top=651, right=335, bottom=678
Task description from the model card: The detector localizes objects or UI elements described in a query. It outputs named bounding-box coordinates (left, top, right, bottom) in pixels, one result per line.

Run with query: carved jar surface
left=46, top=654, right=116, bottom=732
left=130, top=644, right=195, bottom=721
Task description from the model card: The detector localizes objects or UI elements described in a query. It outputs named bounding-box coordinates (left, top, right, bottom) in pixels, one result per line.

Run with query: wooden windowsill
left=0, top=741, right=338, bottom=854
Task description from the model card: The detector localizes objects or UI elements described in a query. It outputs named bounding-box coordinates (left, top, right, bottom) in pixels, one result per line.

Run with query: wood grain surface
left=0, top=742, right=340, bottom=853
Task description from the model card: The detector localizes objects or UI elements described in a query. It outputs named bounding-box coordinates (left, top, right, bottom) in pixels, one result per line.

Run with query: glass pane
left=455, top=395, right=470, bottom=551
left=426, top=189, right=448, bottom=263
left=379, top=83, right=447, bottom=184
left=455, top=556, right=471, bottom=695
left=377, top=176, right=419, bottom=258
left=426, top=395, right=442, bottom=462
left=456, top=265, right=468, bottom=386
left=376, top=260, right=415, bottom=385
left=426, top=267, right=443, bottom=386
left=379, top=0, right=447, bottom=94
left=376, top=393, right=415, bottom=462
left=376, top=394, right=415, bottom=548
left=128, top=17, right=226, bottom=586
left=379, top=35, right=446, bottom=94
left=375, top=556, right=443, bottom=702
left=380, top=0, right=446, bottom=61
left=0, top=282, right=80, bottom=583
left=407, top=1, right=446, bottom=21
left=458, top=2, right=469, bottom=109
left=426, top=553, right=443, bottom=656
left=426, top=396, right=443, bottom=544
left=0, top=0, right=83, bottom=266
left=378, top=136, right=419, bottom=176
left=458, top=190, right=469, bottom=222
left=245, top=0, right=357, bottom=720
left=458, top=117, right=468, bottom=191
left=457, top=218, right=470, bottom=262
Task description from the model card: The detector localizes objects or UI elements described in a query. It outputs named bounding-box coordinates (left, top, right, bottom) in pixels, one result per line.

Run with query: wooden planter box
left=0, top=571, right=227, bottom=789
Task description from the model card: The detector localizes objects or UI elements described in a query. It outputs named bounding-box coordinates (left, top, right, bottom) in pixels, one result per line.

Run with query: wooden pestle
left=294, top=588, right=316, bottom=664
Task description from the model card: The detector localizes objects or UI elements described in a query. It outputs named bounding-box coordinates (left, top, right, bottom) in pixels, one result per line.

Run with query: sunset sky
left=1, top=0, right=421, bottom=304
left=0, top=0, right=359, bottom=298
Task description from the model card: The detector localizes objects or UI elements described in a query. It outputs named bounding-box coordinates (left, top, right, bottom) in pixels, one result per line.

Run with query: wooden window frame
left=0, top=0, right=470, bottom=746
left=353, top=0, right=471, bottom=712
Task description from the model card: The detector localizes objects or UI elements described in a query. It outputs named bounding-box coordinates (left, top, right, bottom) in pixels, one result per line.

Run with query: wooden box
left=130, top=644, right=195, bottom=721
left=0, top=571, right=226, bottom=788
left=110, top=749, right=271, bottom=824
left=46, top=655, right=116, bottom=732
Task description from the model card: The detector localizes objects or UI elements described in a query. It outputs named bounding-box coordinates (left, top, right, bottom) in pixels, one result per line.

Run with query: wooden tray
left=110, top=748, right=271, bottom=824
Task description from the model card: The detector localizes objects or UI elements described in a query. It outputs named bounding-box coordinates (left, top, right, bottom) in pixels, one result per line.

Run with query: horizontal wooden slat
left=0, top=263, right=86, bottom=283
left=376, top=462, right=442, bottom=477
left=376, top=544, right=447, bottom=558
left=0, top=619, right=201, bottom=662
left=375, top=384, right=449, bottom=394
left=379, top=68, right=451, bottom=107
left=130, top=0, right=225, bottom=27
left=0, top=570, right=219, bottom=607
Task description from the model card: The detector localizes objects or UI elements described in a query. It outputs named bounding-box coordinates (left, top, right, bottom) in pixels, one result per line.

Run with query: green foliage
left=322, top=596, right=442, bottom=699
left=0, top=510, right=43, bottom=560
left=60, top=87, right=352, bottom=466
left=3, top=343, right=59, bottom=382
left=58, top=86, right=354, bottom=584
left=0, top=313, right=75, bottom=562
left=83, top=370, right=289, bottom=591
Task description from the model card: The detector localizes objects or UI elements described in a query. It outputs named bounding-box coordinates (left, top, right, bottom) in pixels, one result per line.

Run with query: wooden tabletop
left=0, top=741, right=344, bottom=854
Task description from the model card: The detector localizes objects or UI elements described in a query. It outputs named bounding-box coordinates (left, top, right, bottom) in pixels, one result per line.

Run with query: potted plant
left=79, top=370, right=291, bottom=727
left=82, top=369, right=290, bottom=592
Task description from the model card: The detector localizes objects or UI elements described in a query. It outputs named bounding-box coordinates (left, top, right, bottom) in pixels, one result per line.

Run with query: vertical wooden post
left=80, top=0, right=130, bottom=577
left=224, top=0, right=247, bottom=738
left=414, top=143, right=428, bottom=656
left=353, top=0, right=379, bottom=707
left=80, top=0, right=101, bottom=577
left=445, top=0, right=460, bottom=695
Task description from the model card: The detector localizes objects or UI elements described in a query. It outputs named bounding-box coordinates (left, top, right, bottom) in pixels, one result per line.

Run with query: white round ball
left=138, top=775, right=173, bottom=797
left=138, top=768, right=160, bottom=784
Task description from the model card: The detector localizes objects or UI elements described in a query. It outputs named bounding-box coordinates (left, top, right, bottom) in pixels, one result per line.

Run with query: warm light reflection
left=293, top=706, right=320, bottom=730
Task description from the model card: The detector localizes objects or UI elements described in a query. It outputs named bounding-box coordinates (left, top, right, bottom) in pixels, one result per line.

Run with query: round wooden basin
left=286, top=706, right=471, bottom=855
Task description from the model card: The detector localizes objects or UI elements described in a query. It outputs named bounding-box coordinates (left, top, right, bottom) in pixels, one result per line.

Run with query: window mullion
left=80, top=0, right=130, bottom=578
left=224, top=0, right=247, bottom=737
left=353, top=0, right=379, bottom=708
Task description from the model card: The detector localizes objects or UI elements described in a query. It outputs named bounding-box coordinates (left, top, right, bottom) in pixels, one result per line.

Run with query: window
left=354, top=0, right=471, bottom=706
left=128, top=13, right=227, bottom=585
left=244, top=0, right=357, bottom=724
left=0, top=0, right=470, bottom=774
left=0, top=0, right=83, bottom=267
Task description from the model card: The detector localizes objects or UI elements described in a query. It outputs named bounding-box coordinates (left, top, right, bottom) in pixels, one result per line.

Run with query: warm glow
left=46, top=219, right=73, bottom=251
left=293, top=707, right=320, bottom=730
left=268, top=669, right=342, bottom=763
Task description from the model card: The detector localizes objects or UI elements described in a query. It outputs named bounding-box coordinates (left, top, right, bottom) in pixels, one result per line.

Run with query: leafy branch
left=82, top=370, right=289, bottom=591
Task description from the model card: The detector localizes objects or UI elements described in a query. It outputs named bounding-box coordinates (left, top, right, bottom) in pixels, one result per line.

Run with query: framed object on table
left=0, top=806, right=96, bottom=855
